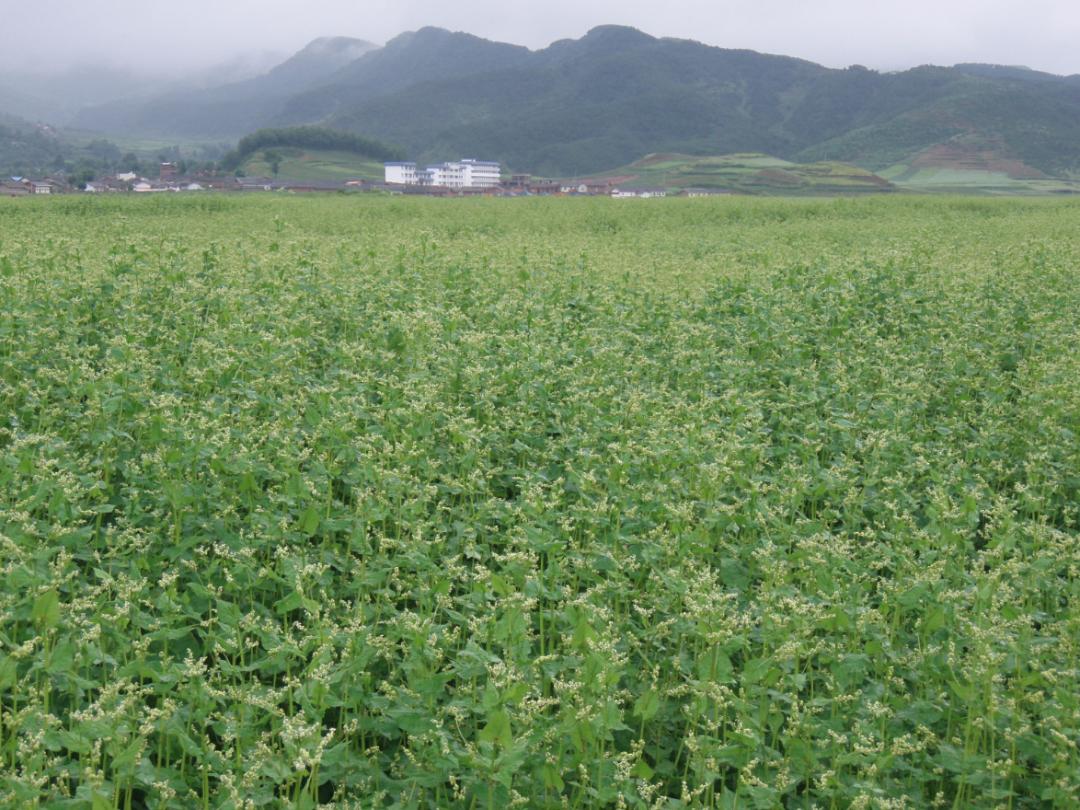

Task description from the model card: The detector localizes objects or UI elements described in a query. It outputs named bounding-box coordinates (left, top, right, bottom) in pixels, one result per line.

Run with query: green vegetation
left=0, top=117, right=227, bottom=182
left=0, top=117, right=65, bottom=176
left=67, top=26, right=1080, bottom=180
left=879, top=165, right=1080, bottom=195
left=601, top=153, right=895, bottom=195
left=1, top=195, right=1078, bottom=808
left=220, top=126, right=404, bottom=173
left=240, top=147, right=385, bottom=182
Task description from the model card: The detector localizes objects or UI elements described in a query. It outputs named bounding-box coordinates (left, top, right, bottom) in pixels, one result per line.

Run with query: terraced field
left=599, top=153, right=895, bottom=195
left=0, top=195, right=1078, bottom=808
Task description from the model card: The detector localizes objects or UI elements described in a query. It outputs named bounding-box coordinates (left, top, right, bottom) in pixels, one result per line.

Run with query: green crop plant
left=0, top=194, right=1077, bottom=808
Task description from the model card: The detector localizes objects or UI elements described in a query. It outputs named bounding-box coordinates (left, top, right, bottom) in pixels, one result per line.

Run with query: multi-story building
left=386, top=159, right=501, bottom=189
left=460, top=159, right=501, bottom=189
left=423, top=162, right=467, bottom=188
left=384, top=162, right=418, bottom=185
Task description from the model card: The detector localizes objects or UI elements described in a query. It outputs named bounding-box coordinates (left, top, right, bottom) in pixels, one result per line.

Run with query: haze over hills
left=67, top=37, right=379, bottom=140
left=0, top=54, right=289, bottom=127
left=8, top=25, right=1080, bottom=181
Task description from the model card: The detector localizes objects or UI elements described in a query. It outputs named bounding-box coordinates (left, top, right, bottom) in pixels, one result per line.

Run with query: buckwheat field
left=1, top=195, right=1078, bottom=809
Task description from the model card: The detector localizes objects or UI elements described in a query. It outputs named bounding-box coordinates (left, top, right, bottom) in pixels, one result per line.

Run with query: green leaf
left=0, top=656, right=17, bottom=690
left=57, top=730, right=92, bottom=755
left=697, top=648, right=734, bottom=683
left=479, top=709, right=512, bottom=749
left=46, top=641, right=76, bottom=674
left=540, top=762, right=565, bottom=791
left=922, top=605, right=947, bottom=634
left=274, top=591, right=318, bottom=615
left=630, top=759, right=654, bottom=780
left=571, top=615, right=595, bottom=650
left=32, top=589, right=60, bottom=630
left=299, top=506, right=321, bottom=536
left=502, top=681, right=528, bottom=705
left=741, top=657, right=775, bottom=686
left=633, top=689, right=661, bottom=721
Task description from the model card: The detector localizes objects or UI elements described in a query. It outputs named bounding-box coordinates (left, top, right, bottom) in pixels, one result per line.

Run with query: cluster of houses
left=85, top=164, right=363, bottom=194
left=2, top=160, right=733, bottom=199
left=1, top=177, right=66, bottom=196
left=1, top=165, right=375, bottom=197
left=384, top=162, right=731, bottom=198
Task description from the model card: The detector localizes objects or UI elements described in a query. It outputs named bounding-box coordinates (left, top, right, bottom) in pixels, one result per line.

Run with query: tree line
left=219, top=127, right=405, bottom=172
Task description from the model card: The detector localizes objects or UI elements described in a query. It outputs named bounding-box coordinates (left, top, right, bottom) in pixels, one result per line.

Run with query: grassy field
left=241, top=148, right=385, bottom=182
left=597, top=153, right=896, bottom=195
left=0, top=195, right=1078, bottom=808
left=879, top=164, right=1080, bottom=196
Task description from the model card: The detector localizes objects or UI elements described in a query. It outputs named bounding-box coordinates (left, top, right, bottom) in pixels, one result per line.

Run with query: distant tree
left=264, top=150, right=283, bottom=176
left=120, top=152, right=141, bottom=173
left=86, top=139, right=121, bottom=165
left=68, top=166, right=96, bottom=188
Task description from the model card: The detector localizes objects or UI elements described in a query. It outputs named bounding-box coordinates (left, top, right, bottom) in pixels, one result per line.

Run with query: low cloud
left=3, top=0, right=1078, bottom=76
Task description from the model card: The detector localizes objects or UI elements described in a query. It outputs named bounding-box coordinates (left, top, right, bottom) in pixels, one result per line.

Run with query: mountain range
left=7, top=26, right=1080, bottom=179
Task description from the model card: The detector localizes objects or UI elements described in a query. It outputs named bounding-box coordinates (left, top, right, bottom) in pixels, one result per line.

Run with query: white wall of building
left=389, top=159, right=501, bottom=189
left=385, top=163, right=418, bottom=185
left=461, top=160, right=501, bottom=189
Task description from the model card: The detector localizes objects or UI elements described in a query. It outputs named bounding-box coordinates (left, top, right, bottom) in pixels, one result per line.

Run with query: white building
left=384, top=162, right=418, bottom=185
left=460, top=159, right=501, bottom=189
left=386, top=159, right=501, bottom=189
left=423, top=162, right=467, bottom=188
left=612, top=187, right=668, bottom=199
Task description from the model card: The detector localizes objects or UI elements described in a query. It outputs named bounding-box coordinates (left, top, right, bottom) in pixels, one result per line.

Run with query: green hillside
left=222, top=126, right=402, bottom=184
left=240, top=147, right=384, bottom=182
left=880, top=165, right=1080, bottom=195
left=599, top=153, right=895, bottom=195
left=0, top=116, right=77, bottom=177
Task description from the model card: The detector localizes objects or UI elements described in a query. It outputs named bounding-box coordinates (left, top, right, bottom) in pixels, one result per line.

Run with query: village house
left=612, top=187, right=668, bottom=199
left=1, top=180, right=29, bottom=197
left=556, top=180, right=613, bottom=195
left=233, top=177, right=278, bottom=192
left=681, top=188, right=731, bottom=197
left=526, top=180, right=562, bottom=195
left=84, top=176, right=132, bottom=193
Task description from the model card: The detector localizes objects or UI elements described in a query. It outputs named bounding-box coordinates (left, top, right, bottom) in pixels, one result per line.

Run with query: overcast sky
left=4, top=0, right=1080, bottom=77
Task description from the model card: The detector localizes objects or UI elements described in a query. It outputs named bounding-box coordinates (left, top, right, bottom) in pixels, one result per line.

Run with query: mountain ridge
left=40, top=26, right=1080, bottom=178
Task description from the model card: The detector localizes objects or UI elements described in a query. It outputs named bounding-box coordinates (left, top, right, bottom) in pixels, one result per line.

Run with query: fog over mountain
left=3, top=0, right=1080, bottom=77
